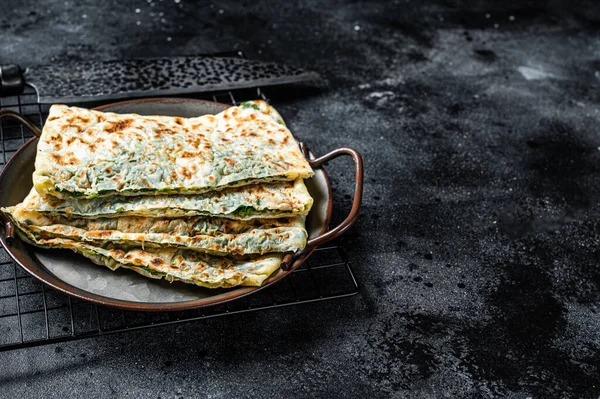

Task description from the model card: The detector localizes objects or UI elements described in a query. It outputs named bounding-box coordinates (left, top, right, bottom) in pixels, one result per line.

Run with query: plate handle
left=0, top=110, right=42, bottom=137
left=304, top=145, right=364, bottom=248
left=0, top=210, right=14, bottom=243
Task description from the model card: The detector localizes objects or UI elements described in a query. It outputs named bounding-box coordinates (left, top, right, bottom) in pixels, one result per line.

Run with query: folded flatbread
left=33, top=100, right=313, bottom=199
left=20, top=178, right=313, bottom=219
left=4, top=205, right=307, bottom=256
left=14, top=232, right=282, bottom=288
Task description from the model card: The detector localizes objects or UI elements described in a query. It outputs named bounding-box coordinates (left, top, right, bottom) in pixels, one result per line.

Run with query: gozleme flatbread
left=33, top=100, right=313, bottom=199
left=3, top=205, right=307, bottom=256
left=20, top=178, right=313, bottom=219
left=13, top=229, right=282, bottom=288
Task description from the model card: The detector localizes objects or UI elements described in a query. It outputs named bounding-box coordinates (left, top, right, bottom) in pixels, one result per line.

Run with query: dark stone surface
left=1, top=0, right=600, bottom=397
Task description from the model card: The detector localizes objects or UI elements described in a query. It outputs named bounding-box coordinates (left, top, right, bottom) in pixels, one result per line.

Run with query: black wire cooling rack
left=0, top=52, right=359, bottom=352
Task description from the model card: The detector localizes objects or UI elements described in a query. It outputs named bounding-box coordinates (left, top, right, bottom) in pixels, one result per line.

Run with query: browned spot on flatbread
left=66, top=136, right=89, bottom=146
left=65, top=124, right=83, bottom=133
left=105, top=119, right=133, bottom=133
left=89, top=230, right=112, bottom=238
left=151, top=258, right=165, bottom=266
left=181, top=151, right=200, bottom=158
left=51, top=153, right=68, bottom=166
left=186, top=138, right=201, bottom=148
left=139, top=176, right=151, bottom=188
left=180, top=167, right=192, bottom=179
left=174, top=117, right=184, bottom=125
left=66, top=115, right=90, bottom=125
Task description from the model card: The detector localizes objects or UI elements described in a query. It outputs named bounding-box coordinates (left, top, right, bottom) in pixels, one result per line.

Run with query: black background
left=1, top=0, right=600, bottom=397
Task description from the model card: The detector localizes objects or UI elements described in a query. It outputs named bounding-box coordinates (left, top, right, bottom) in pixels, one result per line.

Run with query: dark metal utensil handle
left=0, top=110, right=42, bottom=137
left=0, top=64, right=25, bottom=96
left=306, top=146, right=364, bottom=247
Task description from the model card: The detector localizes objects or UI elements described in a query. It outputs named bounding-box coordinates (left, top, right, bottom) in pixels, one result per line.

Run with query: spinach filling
left=233, top=206, right=257, bottom=217
left=240, top=101, right=261, bottom=111
left=55, top=187, right=86, bottom=197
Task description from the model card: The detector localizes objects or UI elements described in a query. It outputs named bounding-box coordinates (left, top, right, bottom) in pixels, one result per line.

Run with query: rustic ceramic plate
left=0, top=98, right=362, bottom=311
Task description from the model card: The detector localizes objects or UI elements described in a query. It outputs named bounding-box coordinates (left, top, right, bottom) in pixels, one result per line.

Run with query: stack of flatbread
left=2, top=100, right=314, bottom=288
